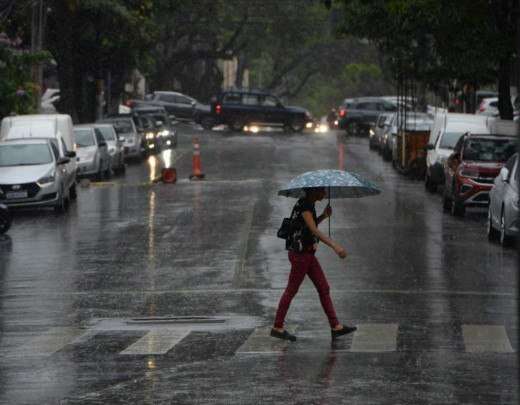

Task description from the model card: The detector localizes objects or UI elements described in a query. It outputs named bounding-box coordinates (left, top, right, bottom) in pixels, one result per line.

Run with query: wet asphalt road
left=0, top=124, right=518, bottom=404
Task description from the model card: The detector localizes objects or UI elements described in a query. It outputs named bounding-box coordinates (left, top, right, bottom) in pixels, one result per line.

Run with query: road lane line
left=120, top=329, right=190, bottom=355
left=19, top=327, right=84, bottom=355
left=350, top=323, right=398, bottom=352
left=462, top=325, right=514, bottom=353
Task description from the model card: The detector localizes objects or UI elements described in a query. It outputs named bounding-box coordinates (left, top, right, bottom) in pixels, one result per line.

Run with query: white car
left=74, top=125, right=111, bottom=179
left=93, top=124, right=126, bottom=174
left=0, top=139, right=72, bottom=212
left=425, top=112, right=491, bottom=192
left=476, top=96, right=519, bottom=117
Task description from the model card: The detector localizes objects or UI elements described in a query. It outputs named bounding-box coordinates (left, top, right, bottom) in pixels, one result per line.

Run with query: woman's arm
left=302, top=211, right=346, bottom=258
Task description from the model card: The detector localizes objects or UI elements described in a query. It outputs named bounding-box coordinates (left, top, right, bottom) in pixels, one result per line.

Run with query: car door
left=174, top=95, right=196, bottom=119
left=155, top=93, right=179, bottom=117
left=502, top=154, right=518, bottom=228
left=261, top=95, right=285, bottom=124
left=241, top=93, right=262, bottom=124
left=59, top=137, right=74, bottom=190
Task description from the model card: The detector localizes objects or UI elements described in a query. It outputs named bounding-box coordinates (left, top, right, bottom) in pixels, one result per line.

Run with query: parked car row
left=368, top=107, right=518, bottom=247
left=0, top=112, right=163, bottom=214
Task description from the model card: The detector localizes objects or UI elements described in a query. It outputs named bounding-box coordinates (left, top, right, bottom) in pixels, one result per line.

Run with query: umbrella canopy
left=278, top=169, right=381, bottom=199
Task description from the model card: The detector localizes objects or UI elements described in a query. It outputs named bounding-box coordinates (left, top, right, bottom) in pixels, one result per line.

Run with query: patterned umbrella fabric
left=278, top=169, right=381, bottom=199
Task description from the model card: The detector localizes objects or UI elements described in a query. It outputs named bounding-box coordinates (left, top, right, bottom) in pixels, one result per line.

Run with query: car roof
left=0, top=138, right=50, bottom=145
left=74, top=124, right=95, bottom=129
left=221, top=89, right=272, bottom=96
left=133, top=106, right=167, bottom=113
left=92, top=123, right=114, bottom=128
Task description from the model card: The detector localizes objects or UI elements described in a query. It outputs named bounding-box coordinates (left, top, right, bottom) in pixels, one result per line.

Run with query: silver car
left=97, top=117, right=142, bottom=160
left=74, top=125, right=111, bottom=180
left=93, top=123, right=126, bottom=174
left=0, top=138, right=72, bottom=212
left=488, top=153, right=519, bottom=246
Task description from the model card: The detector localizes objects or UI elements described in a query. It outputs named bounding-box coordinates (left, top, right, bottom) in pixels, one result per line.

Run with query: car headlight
left=37, top=170, right=56, bottom=186
left=146, top=132, right=155, bottom=140
left=369, top=129, right=375, bottom=137
left=159, top=130, right=170, bottom=137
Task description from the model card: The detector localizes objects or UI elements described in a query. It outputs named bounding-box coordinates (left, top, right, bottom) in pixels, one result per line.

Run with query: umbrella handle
left=328, top=186, right=331, bottom=237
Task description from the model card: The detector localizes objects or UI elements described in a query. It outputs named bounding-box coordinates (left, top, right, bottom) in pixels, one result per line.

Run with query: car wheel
left=0, top=206, right=12, bottom=234
left=487, top=207, right=499, bottom=241
left=201, top=116, right=215, bottom=130
left=499, top=209, right=512, bottom=246
left=450, top=198, right=465, bottom=217
left=229, top=119, right=245, bottom=132
left=69, top=183, right=77, bottom=200
left=290, top=121, right=305, bottom=133
left=425, top=174, right=437, bottom=193
left=54, top=189, right=69, bottom=213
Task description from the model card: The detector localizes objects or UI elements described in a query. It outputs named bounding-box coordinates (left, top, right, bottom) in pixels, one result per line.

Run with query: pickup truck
left=209, top=89, right=313, bottom=132
left=338, top=97, right=398, bottom=136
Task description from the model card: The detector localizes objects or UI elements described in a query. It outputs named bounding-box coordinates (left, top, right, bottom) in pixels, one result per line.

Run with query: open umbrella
left=278, top=169, right=381, bottom=235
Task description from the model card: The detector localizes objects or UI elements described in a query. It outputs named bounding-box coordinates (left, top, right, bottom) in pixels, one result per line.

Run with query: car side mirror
left=66, top=151, right=76, bottom=158
left=98, top=141, right=107, bottom=148
left=500, top=167, right=509, bottom=183
left=118, top=136, right=126, bottom=143
left=57, top=157, right=70, bottom=165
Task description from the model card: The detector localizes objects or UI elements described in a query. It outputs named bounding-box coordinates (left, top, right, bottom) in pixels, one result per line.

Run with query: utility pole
left=31, top=0, right=45, bottom=113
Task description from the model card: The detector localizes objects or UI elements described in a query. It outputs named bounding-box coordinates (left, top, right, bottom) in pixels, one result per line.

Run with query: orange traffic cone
left=161, top=167, right=177, bottom=183
left=189, top=137, right=205, bottom=180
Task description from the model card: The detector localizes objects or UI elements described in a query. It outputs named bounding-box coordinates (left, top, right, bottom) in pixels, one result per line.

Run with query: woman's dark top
left=287, top=198, right=319, bottom=252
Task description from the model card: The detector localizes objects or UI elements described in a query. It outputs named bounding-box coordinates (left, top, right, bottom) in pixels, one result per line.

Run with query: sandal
left=270, top=328, right=297, bottom=342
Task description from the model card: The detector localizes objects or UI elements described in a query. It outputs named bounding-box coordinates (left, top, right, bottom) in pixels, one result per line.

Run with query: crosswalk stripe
left=350, top=323, right=398, bottom=352
left=237, top=326, right=297, bottom=354
left=462, top=325, right=514, bottom=353
left=119, top=329, right=191, bottom=355
left=19, top=327, right=84, bottom=356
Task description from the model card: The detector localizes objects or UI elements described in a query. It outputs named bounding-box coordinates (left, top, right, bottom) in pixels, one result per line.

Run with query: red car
left=442, top=133, right=517, bottom=216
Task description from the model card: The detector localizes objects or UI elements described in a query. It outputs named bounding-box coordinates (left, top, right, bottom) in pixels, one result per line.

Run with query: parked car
left=93, top=124, right=126, bottom=174
left=442, top=132, right=517, bottom=217
left=97, top=116, right=141, bottom=160
left=370, top=113, right=393, bottom=150
left=0, top=139, right=73, bottom=212
left=0, top=203, right=11, bottom=234
left=425, top=112, right=491, bottom=192
left=476, top=96, right=519, bottom=117
left=74, top=125, right=112, bottom=180
left=488, top=153, right=518, bottom=246
left=0, top=114, right=77, bottom=200
left=210, top=89, right=312, bottom=132
left=338, top=97, right=398, bottom=136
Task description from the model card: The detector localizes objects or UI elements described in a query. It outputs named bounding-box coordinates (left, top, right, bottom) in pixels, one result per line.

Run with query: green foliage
left=0, top=44, right=50, bottom=118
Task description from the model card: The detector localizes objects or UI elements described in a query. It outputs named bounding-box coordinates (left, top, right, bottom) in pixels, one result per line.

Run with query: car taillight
left=215, top=104, right=222, bottom=114
left=125, top=100, right=134, bottom=107
left=478, top=101, right=485, bottom=112
left=339, top=109, right=346, bottom=117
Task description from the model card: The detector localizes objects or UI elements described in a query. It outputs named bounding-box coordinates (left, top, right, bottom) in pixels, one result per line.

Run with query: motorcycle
left=0, top=204, right=12, bottom=234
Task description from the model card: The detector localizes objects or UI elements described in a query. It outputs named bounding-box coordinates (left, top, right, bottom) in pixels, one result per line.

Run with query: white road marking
left=350, top=323, right=398, bottom=352
left=120, top=329, right=191, bottom=355
left=462, top=325, right=514, bottom=353
left=237, top=326, right=296, bottom=354
left=19, top=327, right=84, bottom=356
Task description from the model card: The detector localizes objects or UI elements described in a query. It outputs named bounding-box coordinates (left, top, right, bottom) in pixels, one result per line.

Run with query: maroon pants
left=274, top=251, right=339, bottom=329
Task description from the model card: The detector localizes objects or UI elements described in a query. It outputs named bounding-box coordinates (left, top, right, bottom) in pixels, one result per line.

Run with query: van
left=425, top=112, right=491, bottom=192
left=0, top=114, right=78, bottom=201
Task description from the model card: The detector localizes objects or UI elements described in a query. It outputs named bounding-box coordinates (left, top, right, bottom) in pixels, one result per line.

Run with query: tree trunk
left=498, top=58, right=514, bottom=120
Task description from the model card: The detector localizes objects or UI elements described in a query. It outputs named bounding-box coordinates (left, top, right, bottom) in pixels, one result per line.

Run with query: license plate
left=6, top=191, right=28, bottom=199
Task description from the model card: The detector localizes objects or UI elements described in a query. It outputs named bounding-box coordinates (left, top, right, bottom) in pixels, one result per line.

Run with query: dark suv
left=210, top=90, right=312, bottom=132
left=338, top=97, right=398, bottom=136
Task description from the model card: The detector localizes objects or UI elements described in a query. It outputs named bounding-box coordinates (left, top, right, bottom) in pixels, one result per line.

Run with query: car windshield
left=440, top=132, right=464, bottom=149
left=74, top=129, right=96, bottom=147
left=0, top=143, right=53, bottom=166
left=102, top=120, right=133, bottom=134
left=463, top=138, right=517, bottom=162
left=95, top=126, right=116, bottom=141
